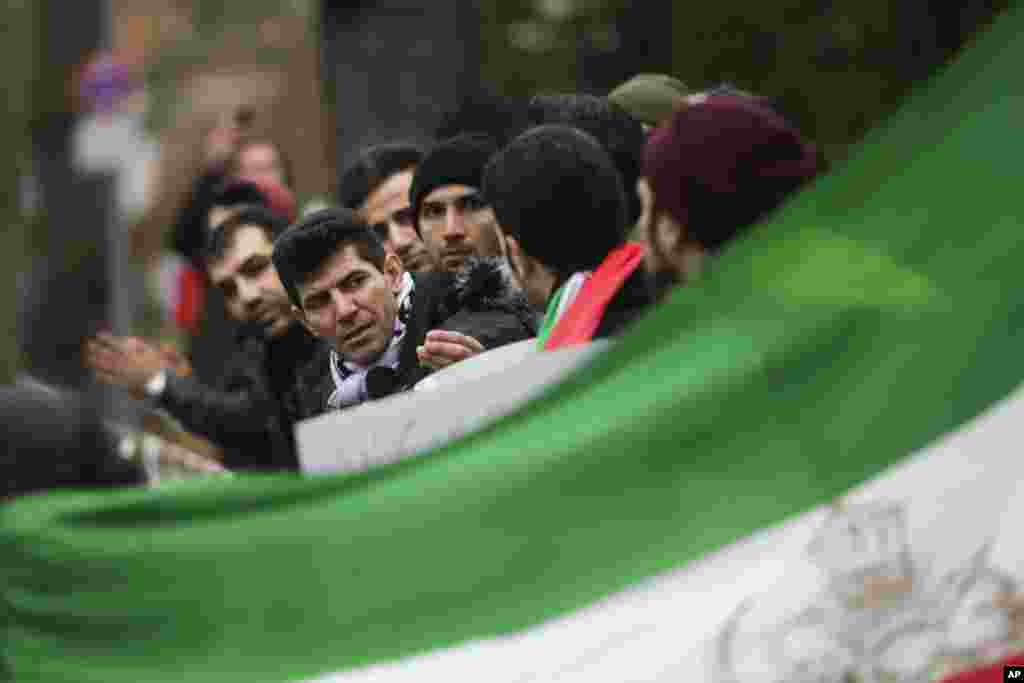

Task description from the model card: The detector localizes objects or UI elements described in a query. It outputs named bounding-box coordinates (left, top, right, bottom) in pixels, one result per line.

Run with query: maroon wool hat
left=641, top=95, right=819, bottom=250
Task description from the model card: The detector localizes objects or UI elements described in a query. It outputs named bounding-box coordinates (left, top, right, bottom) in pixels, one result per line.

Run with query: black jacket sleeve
left=439, top=309, right=535, bottom=350
left=156, top=340, right=291, bottom=469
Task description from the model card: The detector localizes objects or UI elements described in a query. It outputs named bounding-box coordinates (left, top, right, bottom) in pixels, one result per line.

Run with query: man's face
left=208, top=226, right=293, bottom=337
left=237, top=143, right=285, bottom=186
left=637, top=178, right=684, bottom=299
left=297, top=245, right=403, bottom=366
left=361, top=169, right=435, bottom=273
left=417, top=184, right=505, bottom=273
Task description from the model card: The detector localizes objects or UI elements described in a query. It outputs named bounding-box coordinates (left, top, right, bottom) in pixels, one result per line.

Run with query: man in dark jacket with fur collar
left=272, top=208, right=535, bottom=411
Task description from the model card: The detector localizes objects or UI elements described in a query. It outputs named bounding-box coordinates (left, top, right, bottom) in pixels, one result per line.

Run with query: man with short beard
left=637, top=95, right=820, bottom=300
left=409, top=133, right=507, bottom=274
left=86, top=207, right=329, bottom=471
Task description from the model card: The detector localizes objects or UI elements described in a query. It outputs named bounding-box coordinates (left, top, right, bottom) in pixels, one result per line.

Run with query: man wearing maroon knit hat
left=638, top=95, right=820, bottom=299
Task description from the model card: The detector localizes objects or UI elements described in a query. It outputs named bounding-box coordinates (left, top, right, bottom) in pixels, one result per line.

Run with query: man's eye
left=241, top=258, right=269, bottom=276
left=392, top=207, right=415, bottom=227
left=421, top=204, right=446, bottom=221
left=344, top=274, right=367, bottom=290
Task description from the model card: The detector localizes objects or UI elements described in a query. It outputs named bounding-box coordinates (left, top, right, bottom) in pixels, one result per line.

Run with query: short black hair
left=338, top=142, right=425, bottom=210
left=527, top=93, right=645, bottom=227
left=272, top=207, right=388, bottom=309
left=484, top=124, right=626, bottom=277
left=205, top=205, right=289, bottom=265
left=211, top=180, right=268, bottom=212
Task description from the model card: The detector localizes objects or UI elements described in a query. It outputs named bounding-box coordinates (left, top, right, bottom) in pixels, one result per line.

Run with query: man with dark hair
left=409, top=133, right=506, bottom=274
left=172, top=160, right=298, bottom=388
left=638, top=95, right=820, bottom=299
left=273, top=208, right=535, bottom=410
left=86, top=206, right=330, bottom=471
left=484, top=124, right=652, bottom=349
left=338, top=142, right=436, bottom=273
left=527, top=93, right=647, bottom=227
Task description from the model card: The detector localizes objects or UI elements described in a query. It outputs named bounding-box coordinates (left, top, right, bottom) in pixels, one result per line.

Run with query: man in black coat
left=86, top=207, right=330, bottom=472
left=272, top=208, right=535, bottom=411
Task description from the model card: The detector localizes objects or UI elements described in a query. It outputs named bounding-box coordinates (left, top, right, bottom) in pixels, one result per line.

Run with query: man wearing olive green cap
left=608, top=73, right=689, bottom=130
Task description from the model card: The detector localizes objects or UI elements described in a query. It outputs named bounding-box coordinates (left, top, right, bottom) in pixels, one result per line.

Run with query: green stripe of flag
left=4, top=5, right=1024, bottom=681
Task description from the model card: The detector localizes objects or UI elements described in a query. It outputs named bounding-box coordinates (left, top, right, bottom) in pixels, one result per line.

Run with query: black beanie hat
left=410, top=133, right=498, bottom=234
left=483, top=124, right=626, bottom=276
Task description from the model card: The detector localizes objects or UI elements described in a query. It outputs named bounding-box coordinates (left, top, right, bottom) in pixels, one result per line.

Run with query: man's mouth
left=342, top=323, right=373, bottom=345
left=442, top=248, right=472, bottom=265
left=401, top=249, right=432, bottom=270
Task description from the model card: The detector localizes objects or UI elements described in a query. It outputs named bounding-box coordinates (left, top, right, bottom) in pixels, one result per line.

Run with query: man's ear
left=383, top=252, right=404, bottom=294
left=504, top=235, right=529, bottom=282
left=494, top=220, right=510, bottom=260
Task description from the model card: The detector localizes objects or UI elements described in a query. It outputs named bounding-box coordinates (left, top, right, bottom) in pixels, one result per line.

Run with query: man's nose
left=442, top=206, right=467, bottom=240
left=238, top=278, right=262, bottom=308
left=329, top=288, right=358, bottom=321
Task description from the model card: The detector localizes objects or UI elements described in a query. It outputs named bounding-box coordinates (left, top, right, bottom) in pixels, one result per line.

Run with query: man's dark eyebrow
left=240, top=254, right=269, bottom=269
left=304, top=268, right=369, bottom=303
left=338, top=269, right=371, bottom=287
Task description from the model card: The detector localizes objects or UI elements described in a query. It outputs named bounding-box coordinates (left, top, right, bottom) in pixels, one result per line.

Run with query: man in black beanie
left=409, top=133, right=506, bottom=274
left=483, top=124, right=653, bottom=349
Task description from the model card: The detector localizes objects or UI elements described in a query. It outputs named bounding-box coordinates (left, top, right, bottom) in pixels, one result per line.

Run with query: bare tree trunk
left=0, top=1, right=41, bottom=383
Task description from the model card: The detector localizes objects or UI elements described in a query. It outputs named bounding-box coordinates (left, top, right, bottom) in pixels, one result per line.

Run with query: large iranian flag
left=5, top=6, right=1024, bottom=683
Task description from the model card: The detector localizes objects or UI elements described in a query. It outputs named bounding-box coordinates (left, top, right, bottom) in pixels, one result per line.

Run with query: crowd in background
left=3, top=72, right=821, bottom=497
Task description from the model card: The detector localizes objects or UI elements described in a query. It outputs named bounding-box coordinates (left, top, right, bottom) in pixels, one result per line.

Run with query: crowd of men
left=5, top=73, right=822, bottom=496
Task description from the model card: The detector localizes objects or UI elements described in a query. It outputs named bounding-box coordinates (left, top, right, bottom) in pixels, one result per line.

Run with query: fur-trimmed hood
left=437, top=256, right=540, bottom=347
left=445, top=256, right=538, bottom=325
